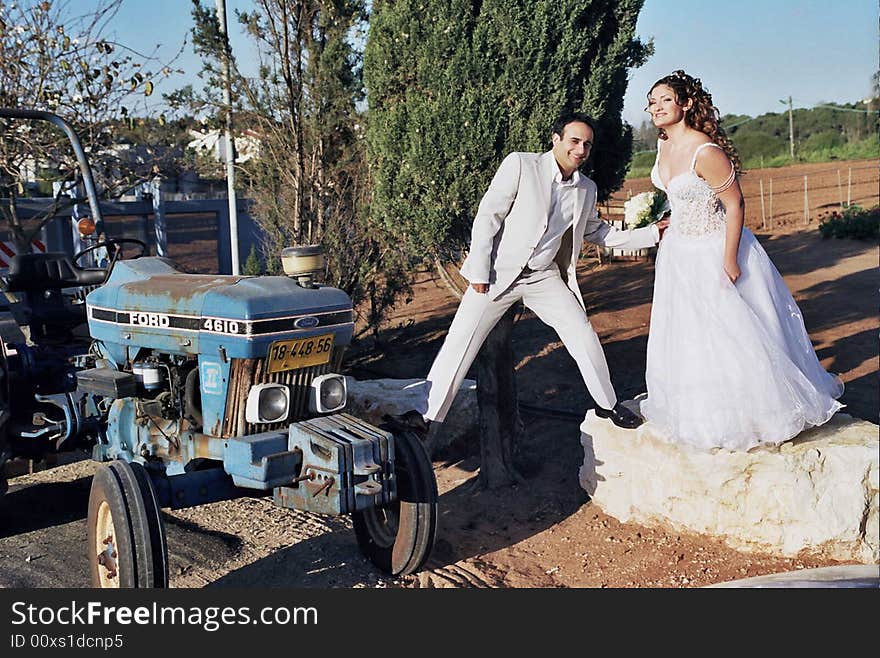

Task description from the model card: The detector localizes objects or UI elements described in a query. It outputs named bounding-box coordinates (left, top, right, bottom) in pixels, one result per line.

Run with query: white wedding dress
left=640, top=142, right=844, bottom=451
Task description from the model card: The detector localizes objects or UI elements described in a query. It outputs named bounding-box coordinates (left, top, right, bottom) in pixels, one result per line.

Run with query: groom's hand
left=656, top=218, right=670, bottom=240
left=470, top=283, right=489, bottom=294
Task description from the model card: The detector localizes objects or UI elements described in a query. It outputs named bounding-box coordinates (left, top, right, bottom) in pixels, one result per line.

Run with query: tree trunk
left=434, top=258, right=464, bottom=301
left=474, top=304, right=524, bottom=489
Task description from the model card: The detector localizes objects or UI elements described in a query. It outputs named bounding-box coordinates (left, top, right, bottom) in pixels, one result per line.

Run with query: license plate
left=266, top=333, right=335, bottom=373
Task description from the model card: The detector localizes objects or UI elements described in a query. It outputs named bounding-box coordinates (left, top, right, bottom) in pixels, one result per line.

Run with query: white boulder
left=344, top=377, right=477, bottom=455
left=580, top=408, right=879, bottom=564
left=707, top=564, right=879, bottom=588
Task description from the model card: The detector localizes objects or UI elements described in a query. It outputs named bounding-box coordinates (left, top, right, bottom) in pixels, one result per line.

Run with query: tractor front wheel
left=353, top=428, right=437, bottom=576
left=87, top=460, right=168, bottom=588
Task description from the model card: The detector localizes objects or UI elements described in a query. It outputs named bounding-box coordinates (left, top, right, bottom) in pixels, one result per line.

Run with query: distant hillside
left=628, top=100, right=879, bottom=178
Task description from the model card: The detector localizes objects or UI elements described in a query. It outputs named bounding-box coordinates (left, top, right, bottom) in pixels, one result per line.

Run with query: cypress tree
left=365, top=0, right=651, bottom=262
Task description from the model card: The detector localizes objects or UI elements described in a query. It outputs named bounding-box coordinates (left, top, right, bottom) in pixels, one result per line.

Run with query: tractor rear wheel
left=353, top=428, right=437, bottom=576
left=87, top=460, right=168, bottom=588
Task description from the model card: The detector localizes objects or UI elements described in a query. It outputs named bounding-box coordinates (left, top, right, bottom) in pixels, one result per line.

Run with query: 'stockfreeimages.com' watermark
left=7, top=599, right=317, bottom=649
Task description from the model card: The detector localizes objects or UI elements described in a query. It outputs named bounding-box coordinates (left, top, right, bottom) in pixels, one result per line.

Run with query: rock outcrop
left=580, top=408, right=879, bottom=564
left=344, top=377, right=477, bottom=455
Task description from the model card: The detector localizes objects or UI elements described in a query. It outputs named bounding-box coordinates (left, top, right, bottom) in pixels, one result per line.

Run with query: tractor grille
left=222, top=347, right=345, bottom=437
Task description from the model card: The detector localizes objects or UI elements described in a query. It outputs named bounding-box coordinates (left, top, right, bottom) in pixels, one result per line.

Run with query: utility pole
left=216, top=0, right=240, bottom=275
left=784, top=96, right=794, bottom=158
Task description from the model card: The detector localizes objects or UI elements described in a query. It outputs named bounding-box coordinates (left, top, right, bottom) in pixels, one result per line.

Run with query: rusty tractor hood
left=86, top=257, right=353, bottom=361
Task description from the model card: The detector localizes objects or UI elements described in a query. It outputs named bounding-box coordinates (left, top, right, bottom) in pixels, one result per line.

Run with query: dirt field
left=0, top=159, right=876, bottom=589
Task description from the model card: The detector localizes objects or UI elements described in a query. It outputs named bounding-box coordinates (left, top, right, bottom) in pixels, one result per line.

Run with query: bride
left=639, top=70, right=844, bottom=451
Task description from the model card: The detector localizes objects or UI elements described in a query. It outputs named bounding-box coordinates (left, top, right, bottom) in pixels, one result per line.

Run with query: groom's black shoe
left=383, top=409, right=432, bottom=437
left=595, top=403, right=643, bottom=430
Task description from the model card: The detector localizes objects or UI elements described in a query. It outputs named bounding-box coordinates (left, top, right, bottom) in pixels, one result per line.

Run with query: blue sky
left=622, top=0, right=877, bottom=126
left=108, top=0, right=877, bottom=125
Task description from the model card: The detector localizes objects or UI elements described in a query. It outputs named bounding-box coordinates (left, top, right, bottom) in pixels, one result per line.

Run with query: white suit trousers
left=424, top=268, right=617, bottom=422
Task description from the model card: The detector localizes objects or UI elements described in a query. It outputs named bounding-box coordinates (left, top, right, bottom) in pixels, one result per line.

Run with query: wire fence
left=605, top=161, right=879, bottom=231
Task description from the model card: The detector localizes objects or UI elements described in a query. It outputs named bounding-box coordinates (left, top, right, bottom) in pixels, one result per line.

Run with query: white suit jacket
left=459, top=150, right=659, bottom=310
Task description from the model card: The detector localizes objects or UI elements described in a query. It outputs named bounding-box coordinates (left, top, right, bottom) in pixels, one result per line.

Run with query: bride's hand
left=723, top=260, right=741, bottom=284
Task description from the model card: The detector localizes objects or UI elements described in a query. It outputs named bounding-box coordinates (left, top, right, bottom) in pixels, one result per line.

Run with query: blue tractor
left=0, top=109, right=437, bottom=587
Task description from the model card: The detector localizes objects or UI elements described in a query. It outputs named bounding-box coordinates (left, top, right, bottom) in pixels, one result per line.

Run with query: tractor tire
left=0, top=340, right=10, bottom=496
left=353, top=428, right=438, bottom=576
left=0, top=339, right=9, bottom=453
left=87, top=460, right=168, bottom=588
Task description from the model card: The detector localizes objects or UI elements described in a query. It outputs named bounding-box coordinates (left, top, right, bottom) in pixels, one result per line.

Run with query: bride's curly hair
left=649, top=70, right=742, bottom=175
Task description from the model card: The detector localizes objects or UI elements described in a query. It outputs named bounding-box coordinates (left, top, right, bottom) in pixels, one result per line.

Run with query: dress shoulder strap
left=689, top=142, right=723, bottom=170
left=691, top=142, right=736, bottom=193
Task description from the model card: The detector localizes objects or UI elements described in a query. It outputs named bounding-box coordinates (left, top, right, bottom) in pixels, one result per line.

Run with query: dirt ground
left=1, top=160, right=876, bottom=589
left=341, top=232, right=876, bottom=588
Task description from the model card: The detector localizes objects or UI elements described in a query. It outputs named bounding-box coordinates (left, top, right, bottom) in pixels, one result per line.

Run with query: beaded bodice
left=651, top=142, right=729, bottom=238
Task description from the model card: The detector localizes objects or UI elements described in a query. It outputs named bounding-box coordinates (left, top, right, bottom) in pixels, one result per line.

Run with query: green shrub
left=818, top=205, right=880, bottom=240
left=733, top=132, right=788, bottom=161
left=802, top=129, right=844, bottom=151
left=739, top=136, right=879, bottom=170
left=242, top=244, right=264, bottom=276
left=633, top=133, right=879, bottom=176
left=626, top=149, right=657, bottom=178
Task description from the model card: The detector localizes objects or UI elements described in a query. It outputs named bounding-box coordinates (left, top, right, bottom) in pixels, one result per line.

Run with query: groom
left=420, top=113, right=666, bottom=430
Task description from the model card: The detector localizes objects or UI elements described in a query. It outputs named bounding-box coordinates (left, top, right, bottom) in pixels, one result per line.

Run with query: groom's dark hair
left=552, top=112, right=597, bottom=139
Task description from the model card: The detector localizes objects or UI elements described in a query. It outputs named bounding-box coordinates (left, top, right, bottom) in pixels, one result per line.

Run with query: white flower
left=623, top=191, right=653, bottom=225
left=623, top=190, right=669, bottom=228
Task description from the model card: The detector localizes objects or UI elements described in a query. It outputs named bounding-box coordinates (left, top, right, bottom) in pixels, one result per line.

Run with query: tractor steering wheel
left=73, top=238, right=147, bottom=282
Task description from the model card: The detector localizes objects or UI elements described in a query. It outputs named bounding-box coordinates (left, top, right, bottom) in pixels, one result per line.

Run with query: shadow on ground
left=0, top=477, right=91, bottom=538
left=0, top=475, right=245, bottom=588
left=209, top=415, right=587, bottom=588
left=758, top=230, right=874, bottom=277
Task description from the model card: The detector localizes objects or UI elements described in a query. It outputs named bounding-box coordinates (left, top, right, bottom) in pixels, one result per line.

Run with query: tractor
left=0, top=108, right=437, bottom=587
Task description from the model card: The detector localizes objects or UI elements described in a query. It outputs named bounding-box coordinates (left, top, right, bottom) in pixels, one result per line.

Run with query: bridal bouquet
left=623, top=190, right=670, bottom=229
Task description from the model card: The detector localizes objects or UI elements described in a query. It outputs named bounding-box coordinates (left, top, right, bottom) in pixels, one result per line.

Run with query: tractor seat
left=4, top=252, right=107, bottom=292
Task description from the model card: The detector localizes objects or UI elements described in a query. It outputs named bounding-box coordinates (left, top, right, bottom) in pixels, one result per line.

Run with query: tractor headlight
left=309, top=374, right=347, bottom=414
left=245, top=383, right=290, bottom=423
